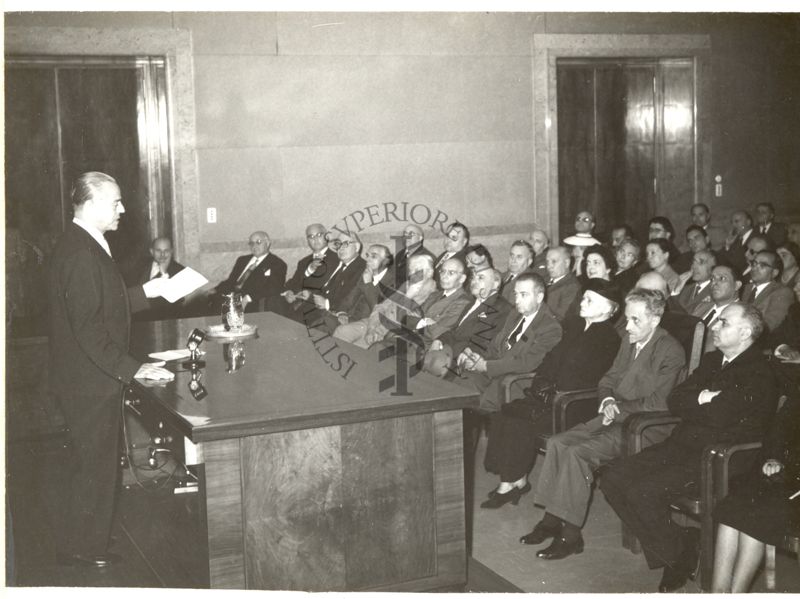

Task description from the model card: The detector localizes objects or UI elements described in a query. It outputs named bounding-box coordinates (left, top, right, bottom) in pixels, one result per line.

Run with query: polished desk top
left=130, top=312, right=479, bottom=442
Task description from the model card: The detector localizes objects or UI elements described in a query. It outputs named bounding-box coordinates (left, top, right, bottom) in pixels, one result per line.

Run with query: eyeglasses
left=328, top=239, right=342, bottom=249
left=438, top=268, right=464, bottom=276
left=403, top=231, right=421, bottom=238
left=749, top=260, right=774, bottom=269
left=307, top=232, right=325, bottom=240
left=339, top=240, right=358, bottom=248
left=248, top=240, right=266, bottom=246
left=575, top=216, right=593, bottom=223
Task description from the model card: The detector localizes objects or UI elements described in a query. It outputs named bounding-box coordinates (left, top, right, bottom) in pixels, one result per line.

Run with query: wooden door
left=557, top=58, right=695, bottom=243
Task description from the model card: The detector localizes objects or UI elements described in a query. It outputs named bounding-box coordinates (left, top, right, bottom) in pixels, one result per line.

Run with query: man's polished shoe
left=535, top=536, right=584, bottom=560
left=658, top=565, right=689, bottom=593
left=480, top=482, right=531, bottom=509
left=519, top=522, right=560, bottom=545
left=57, top=552, right=122, bottom=568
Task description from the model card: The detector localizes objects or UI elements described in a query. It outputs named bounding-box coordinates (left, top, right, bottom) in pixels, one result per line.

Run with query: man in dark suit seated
left=319, top=244, right=394, bottom=334
left=458, top=272, right=563, bottom=414
left=529, top=229, right=550, bottom=276
left=423, top=267, right=512, bottom=377
left=500, top=240, right=534, bottom=303
left=433, top=221, right=470, bottom=278
left=755, top=201, right=787, bottom=246
left=394, top=224, right=434, bottom=287
left=674, top=249, right=715, bottom=314
left=407, top=258, right=471, bottom=346
left=722, top=210, right=755, bottom=275
left=545, top=246, right=581, bottom=322
left=522, top=289, right=684, bottom=561
left=132, top=236, right=186, bottom=321
left=281, top=223, right=340, bottom=316
left=692, top=265, right=742, bottom=353
left=599, top=303, right=779, bottom=592
left=212, top=230, right=287, bottom=313
left=690, top=202, right=726, bottom=252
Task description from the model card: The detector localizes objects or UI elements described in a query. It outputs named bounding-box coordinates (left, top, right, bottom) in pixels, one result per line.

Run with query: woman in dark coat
left=711, top=385, right=800, bottom=592
left=481, top=279, right=622, bottom=508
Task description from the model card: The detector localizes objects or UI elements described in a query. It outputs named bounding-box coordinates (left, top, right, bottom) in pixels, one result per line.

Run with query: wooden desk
left=128, top=312, right=478, bottom=591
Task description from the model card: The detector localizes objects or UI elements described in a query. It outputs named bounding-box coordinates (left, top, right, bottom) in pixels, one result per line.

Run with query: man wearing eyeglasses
left=309, top=232, right=366, bottom=317
left=740, top=249, right=794, bottom=331
left=282, top=223, right=340, bottom=312
left=407, top=258, right=471, bottom=345
left=214, top=230, right=287, bottom=313
left=395, top=224, right=434, bottom=287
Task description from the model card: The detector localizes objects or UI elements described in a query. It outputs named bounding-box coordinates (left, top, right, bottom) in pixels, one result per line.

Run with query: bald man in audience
left=395, top=224, right=434, bottom=287
left=741, top=249, right=794, bottom=332
left=600, top=303, right=778, bottom=592
left=407, top=257, right=471, bottom=345
left=522, top=289, right=684, bottom=561
left=134, top=237, right=186, bottom=320
left=674, top=249, right=716, bottom=313
left=214, top=230, right=287, bottom=313
left=529, top=229, right=550, bottom=275
left=308, top=232, right=366, bottom=324
left=501, top=240, right=535, bottom=303
left=693, top=265, right=742, bottom=353
left=282, top=223, right=341, bottom=317
left=334, top=253, right=437, bottom=349
left=458, top=273, right=562, bottom=414
left=544, top=246, right=581, bottom=321
left=423, top=267, right=512, bottom=377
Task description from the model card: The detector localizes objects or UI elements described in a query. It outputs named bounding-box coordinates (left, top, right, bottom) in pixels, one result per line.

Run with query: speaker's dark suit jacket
left=48, top=222, right=149, bottom=556
left=285, top=247, right=340, bottom=293
left=600, top=344, right=779, bottom=569
left=133, top=258, right=186, bottom=321
left=216, top=252, right=287, bottom=312
left=468, top=304, right=563, bottom=412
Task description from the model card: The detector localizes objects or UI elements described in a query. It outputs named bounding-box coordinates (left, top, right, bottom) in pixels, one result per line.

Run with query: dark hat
left=583, top=278, right=622, bottom=308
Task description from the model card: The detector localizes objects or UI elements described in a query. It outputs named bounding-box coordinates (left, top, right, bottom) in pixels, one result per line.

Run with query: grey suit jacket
left=742, top=281, right=795, bottom=331
left=412, top=287, right=472, bottom=342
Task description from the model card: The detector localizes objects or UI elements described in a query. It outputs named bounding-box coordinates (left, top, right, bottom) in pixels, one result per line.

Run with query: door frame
left=531, top=34, right=711, bottom=241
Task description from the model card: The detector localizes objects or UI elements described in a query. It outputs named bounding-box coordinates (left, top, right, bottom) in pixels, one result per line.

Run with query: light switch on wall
left=207, top=207, right=217, bottom=223
left=714, top=175, right=723, bottom=198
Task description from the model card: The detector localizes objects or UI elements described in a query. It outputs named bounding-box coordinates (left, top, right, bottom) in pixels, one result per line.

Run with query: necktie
left=458, top=298, right=482, bottom=326
left=690, top=284, right=698, bottom=301
left=721, top=358, right=729, bottom=368
left=761, top=226, right=767, bottom=234
left=742, top=286, right=755, bottom=304
left=633, top=343, right=641, bottom=360
left=151, top=270, right=163, bottom=280
left=322, top=261, right=345, bottom=290
left=235, top=259, right=258, bottom=290
left=702, top=308, right=717, bottom=326
left=505, top=273, right=515, bottom=285
left=506, top=317, right=526, bottom=350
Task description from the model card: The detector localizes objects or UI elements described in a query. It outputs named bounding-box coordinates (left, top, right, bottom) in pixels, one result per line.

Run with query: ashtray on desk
left=204, top=323, right=258, bottom=339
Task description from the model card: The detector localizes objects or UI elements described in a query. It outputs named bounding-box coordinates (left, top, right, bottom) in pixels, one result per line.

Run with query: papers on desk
left=148, top=348, right=205, bottom=362
left=143, top=267, right=208, bottom=303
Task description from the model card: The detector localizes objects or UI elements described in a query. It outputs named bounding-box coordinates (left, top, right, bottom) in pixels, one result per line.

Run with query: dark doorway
left=556, top=58, right=696, bottom=243
left=5, top=57, right=172, bottom=338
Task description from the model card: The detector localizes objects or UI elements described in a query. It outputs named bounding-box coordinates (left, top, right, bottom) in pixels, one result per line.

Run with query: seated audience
left=465, top=244, right=494, bottom=275
left=434, top=221, right=470, bottom=274
left=545, top=246, right=582, bottom=322
left=395, top=224, right=434, bottom=287
left=500, top=240, right=534, bottom=303
left=740, top=233, right=773, bottom=279
left=600, top=303, right=779, bottom=592
left=648, top=216, right=680, bottom=265
left=755, top=201, right=787, bottom=246
left=457, top=273, right=562, bottom=413
left=614, top=238, right=642, bottom=296
left=520, top=289, right=684, bottom=560
left=334, top=253, right=437, bottom=348
left=321, top=244, right=394, bottom=334
left=309, top=232, right=366, bottom=311
left=766, top=278, right=800, bottom=351
left=529, top=229, right=550, bottom=275
left=777, top=240, right=800, bottom=289
left=646, top=238, right=680, bottom=294
left=423, top=267, right=512, bottom=377
left=723, top=210, right=755, bottom=274
left=407, top=258, right=471, bottom=345
left=213, top=230, right=287, bottom=313
left=690, top=202, right=726, bottom=251
left=610, top=224, right=635, bottom=248
left=563, top=211, right=601, bottom=276
left=674, top=249, right=715, bottom=314
left=693, top=265, right=742, bottom=353
left=711, top=391, right=799, bottom=593
left=741, top=249, right=794, bottom=332
left=673, top=225, right=710, bottom=275
left=133, top=236, right=186, bottom=320
left=282, top=223, right=340, bottom=315
left=581, top=244, right=615, bottom=282
left=481, top=280, right=621, bottom=509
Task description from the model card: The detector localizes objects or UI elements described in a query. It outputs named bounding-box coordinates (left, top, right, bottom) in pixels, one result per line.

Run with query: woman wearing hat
left=481, top=279, right=622, bottom=508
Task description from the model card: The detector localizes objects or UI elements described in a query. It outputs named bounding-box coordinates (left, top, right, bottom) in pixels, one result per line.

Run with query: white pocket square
left=264, top=269, right=271, bottom=276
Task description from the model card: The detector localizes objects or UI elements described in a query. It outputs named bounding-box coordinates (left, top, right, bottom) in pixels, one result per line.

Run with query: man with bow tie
left=213, top=230, right=287, bottom=313
left=600, top=303, right=779, bottom=592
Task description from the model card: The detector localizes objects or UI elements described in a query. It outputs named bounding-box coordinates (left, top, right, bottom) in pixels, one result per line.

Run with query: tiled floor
left=470, top=434, right=800, bottom=593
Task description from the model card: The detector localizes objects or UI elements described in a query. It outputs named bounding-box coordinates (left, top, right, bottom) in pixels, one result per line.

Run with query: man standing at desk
left=48, top=172, right=174, bottom=568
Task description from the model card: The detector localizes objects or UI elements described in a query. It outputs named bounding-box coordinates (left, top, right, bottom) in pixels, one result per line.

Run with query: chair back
left=660, top=311, right=704, bottom=379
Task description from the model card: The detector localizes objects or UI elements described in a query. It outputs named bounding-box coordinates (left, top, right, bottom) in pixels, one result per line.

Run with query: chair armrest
left=553, top=388, right=598, bottom=433
left=622, top=412, right=681, bottom=457
left=702, top=441, right=763, bottom=504
left=501, top=372, right=537, bottom=404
